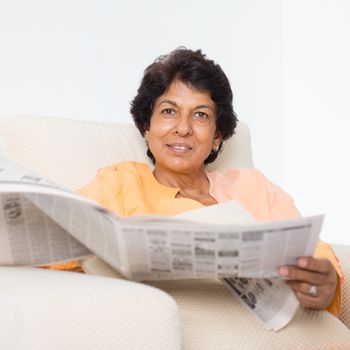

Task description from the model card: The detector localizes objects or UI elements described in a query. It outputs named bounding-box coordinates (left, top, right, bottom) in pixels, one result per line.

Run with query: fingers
left=294, top=290, right=324, bottom=309
left=286, top=280, right=319, bottom=296
left=278, top=265, right=327, bottom=285
left=285, top=280, right=334, bottom=310
left=296, top=257, right=333, bottom=274
left=278, top=257, right=336, bottom=285
left=278, top=257, right=338, bottom=310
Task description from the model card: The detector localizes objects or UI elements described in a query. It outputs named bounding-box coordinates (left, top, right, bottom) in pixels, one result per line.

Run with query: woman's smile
left=166, top=142, right=193, bottom=153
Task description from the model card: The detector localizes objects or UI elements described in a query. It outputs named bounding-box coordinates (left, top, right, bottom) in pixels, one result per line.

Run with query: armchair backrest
left=0, top=115, right=253, bottom=190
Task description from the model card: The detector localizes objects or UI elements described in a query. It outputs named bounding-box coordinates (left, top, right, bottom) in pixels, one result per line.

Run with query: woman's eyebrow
left=159, top=99, right=177, bottom=107
left=196, top=104, right=214, bottom=111
left=159, top=100, right=214, bottom=111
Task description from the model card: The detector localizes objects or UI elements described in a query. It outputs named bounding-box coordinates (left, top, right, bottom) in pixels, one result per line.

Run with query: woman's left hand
left=278, top=257, right=337, bottom=310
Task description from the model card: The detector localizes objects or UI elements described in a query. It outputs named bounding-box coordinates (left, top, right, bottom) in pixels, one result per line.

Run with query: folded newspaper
left=0, top=155, right=324, bottom=330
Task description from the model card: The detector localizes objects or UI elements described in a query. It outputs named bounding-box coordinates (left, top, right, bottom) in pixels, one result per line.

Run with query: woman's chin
left=157, top=158, right=203, bottom=174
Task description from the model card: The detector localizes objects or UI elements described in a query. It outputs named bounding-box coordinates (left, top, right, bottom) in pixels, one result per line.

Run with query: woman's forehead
left=156, top=80, right=215, bottom=107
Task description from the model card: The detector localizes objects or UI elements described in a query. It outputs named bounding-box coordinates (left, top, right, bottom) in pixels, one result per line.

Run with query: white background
left=0, top=0, right=349, bottom=244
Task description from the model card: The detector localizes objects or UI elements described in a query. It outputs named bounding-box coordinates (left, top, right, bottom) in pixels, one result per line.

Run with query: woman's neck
left=153, top=165, right=217, bottom=205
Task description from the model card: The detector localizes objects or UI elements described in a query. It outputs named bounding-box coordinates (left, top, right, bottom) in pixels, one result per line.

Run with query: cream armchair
left=0, top=115, right=350, bottom=349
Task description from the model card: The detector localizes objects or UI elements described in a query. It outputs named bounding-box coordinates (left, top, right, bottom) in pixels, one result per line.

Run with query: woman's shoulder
left=79, top=161, right=153, bottom=202
left=207, top=168, right=268, bottom=198
left=210, top=167, right=265, bottom=182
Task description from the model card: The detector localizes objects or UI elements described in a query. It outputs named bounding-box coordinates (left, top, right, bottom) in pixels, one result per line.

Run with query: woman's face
left=145, top=80, right=221, bottom=175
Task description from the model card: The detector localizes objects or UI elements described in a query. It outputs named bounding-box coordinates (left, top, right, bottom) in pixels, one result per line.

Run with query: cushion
left=0, top=266, right=181, bottom=350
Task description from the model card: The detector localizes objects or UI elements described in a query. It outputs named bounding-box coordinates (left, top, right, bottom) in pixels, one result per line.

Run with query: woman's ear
left=144, top=130, right=149, bottom=142
left=213, top=133, right=222, bottom=151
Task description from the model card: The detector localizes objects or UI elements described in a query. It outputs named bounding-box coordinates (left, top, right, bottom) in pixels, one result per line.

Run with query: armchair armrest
left=0, top=267, right=181, bottom=350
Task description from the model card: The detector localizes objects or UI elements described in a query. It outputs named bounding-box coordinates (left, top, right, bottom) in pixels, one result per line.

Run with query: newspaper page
left=0, top=156, right=94, bottom=265
left=0, top=182, right=125, bottom=270
left=116, top=214, right=322, bottom=281
left=0, top=156, right=149, bottom=274
left=222, top=277, right=298, bottom=330
left=26, top=190, right=126, bottom=274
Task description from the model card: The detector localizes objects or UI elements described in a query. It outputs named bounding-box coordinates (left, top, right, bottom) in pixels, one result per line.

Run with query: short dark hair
left=130, top=47, right=238, bottom=164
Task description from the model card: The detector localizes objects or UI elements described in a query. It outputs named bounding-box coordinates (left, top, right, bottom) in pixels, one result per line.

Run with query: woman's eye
left=161, top=108, right=176, bottom=115
left=194, top=111, right=209, bottom=120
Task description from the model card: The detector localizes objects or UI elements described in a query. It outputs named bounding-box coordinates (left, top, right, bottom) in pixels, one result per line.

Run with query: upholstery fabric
left=83, top=256, right=350, bottom=349
left=0, top=266, right=181, bottom=350
left=1, top=115, right=349, bottom=349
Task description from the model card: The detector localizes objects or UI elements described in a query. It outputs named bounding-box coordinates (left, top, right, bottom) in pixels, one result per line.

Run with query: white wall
left=283, top=0, right=350, bottom=244
left=0, top=0, right=349, bottom=244
left=0, top=0, right=284, bottom=181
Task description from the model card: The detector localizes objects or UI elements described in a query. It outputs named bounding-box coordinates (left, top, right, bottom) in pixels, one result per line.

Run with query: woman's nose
left=174, top=115, right=192, bottom=136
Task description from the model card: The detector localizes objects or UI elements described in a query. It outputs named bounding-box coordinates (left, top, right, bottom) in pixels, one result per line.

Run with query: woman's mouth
left=166, top=143, right=193, bottom=153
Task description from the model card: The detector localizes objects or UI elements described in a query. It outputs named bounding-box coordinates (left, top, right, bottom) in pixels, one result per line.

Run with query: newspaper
left=0, top=155, right=324, bottom=330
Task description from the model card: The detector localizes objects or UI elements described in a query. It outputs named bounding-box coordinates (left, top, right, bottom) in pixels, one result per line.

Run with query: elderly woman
left=79, top=48, right=342, bottom=317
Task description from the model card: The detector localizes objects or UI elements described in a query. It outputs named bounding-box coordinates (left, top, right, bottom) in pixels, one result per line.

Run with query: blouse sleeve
left=314, top=241, right=344, bottom=317
left=263, top=173, right=343, bottom=316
